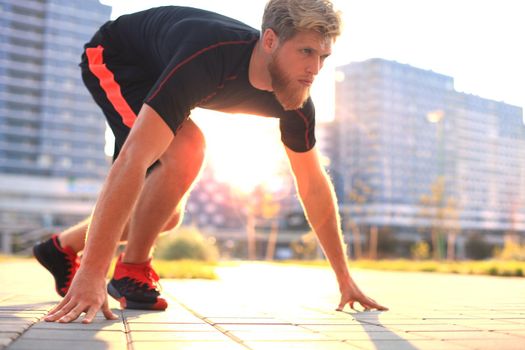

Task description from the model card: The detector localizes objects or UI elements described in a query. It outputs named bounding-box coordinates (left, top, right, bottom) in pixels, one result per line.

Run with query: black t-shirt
left=97, top=6, right=316, bottom=152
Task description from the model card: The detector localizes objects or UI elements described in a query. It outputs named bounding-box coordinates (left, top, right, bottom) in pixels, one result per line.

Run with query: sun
left=191, top=109, right=289, bottom=194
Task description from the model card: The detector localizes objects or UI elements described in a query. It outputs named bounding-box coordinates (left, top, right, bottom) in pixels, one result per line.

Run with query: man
left=35, top=0, right=388, bottom=324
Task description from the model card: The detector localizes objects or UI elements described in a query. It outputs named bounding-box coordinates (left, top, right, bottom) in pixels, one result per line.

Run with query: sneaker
left=33, top=234, right=79, bottom=297
left=107, top=254, right=168, bottom=310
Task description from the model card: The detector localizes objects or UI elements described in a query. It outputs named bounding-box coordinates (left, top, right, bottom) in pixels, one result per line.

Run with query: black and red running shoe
left=107, top=254, right=168, bottom=310
left=33, top=234, right=79, bottom=297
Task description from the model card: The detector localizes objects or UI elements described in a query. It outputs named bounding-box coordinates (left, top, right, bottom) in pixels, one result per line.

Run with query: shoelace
left=61, top=254, right=80, bottom=295
left=124, top=264, right=162, bottom=292
left=143, top=265, right=162, bottom=292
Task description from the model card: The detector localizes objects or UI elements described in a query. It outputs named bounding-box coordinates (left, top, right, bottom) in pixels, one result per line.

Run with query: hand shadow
left=338, top=309, right=420, bottom=350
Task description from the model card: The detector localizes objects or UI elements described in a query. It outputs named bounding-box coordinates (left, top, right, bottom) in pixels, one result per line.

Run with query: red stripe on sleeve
left=294, top=110, right=311, bottom=150
left=86, top=45, right=137, bottom=128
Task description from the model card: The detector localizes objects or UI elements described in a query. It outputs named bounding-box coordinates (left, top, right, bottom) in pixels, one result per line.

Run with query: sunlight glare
left=191, top=109, right=288, bottom=194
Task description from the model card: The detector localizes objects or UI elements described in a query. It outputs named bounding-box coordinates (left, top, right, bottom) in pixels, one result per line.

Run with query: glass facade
left=0, top=0, right=111, bottom=178
left=333, top=58, right=525, bottom=235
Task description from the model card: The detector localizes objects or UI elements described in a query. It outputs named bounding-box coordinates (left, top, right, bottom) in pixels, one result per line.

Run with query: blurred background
left=0, top=0, right=524, bottom=263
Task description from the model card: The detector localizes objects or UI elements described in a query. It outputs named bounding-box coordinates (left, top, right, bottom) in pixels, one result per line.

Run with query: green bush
left=410, top=241, right=430, bottom=260
left=154, top=226, right=219, bottom=261
left=290, top=231, right=321, bottom=260
left=494, top=240, right=525, bottom=261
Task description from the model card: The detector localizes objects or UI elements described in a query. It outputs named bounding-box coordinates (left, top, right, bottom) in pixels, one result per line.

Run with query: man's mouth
left=299, top=79, right=313, bottom=87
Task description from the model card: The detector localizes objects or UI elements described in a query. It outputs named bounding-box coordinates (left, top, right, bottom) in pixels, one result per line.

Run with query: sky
left=101, top=0, right=525, bottom=114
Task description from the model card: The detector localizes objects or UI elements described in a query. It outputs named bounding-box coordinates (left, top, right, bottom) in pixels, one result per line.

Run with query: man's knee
left=161, top=119, right=206, bottom=174
left=162, top=211, right=183, bottom=232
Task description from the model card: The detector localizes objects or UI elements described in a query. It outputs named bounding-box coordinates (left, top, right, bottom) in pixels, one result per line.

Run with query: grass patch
left=153, top=259, right=218, bottom=280
left=272, top=259, right=525, bottom=277
left=0, top=254, right=29, bottom=263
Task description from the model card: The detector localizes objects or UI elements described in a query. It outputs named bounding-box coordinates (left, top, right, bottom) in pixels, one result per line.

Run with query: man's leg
left=35, top=118, right=205, bottom=300
left=106, top=118, right=206, bottom=310
left=122, top=118, right=206, bottom=263
left=54, top=218, right=90, bottom=253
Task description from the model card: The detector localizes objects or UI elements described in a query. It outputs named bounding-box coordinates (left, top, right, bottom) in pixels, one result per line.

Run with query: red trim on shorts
left=147, top=39, right=257, bottom=102
left=86, top=45, right=137, bottom=128
left=294, top=110, right=311, bottom=150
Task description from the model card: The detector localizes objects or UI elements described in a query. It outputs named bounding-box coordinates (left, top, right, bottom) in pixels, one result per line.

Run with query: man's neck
left=248, top=40, right=273, bottom=92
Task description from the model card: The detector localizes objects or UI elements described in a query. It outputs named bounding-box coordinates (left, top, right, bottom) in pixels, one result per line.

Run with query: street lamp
left=425, top=109, right=447, bottom=259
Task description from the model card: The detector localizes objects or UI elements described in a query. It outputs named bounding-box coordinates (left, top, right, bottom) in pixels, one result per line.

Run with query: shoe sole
left=33, top=245, right=67, bottom=297
left=107, top=282, right=168, bottom=310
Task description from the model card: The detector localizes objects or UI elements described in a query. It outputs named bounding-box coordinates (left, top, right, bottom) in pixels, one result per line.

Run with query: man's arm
left=45, top=105, right=174, bottom=323
left=284, top=145, right=388, bottom=311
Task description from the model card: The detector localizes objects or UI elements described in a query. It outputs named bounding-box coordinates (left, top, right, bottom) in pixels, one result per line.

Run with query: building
left=0, top=0, right=111, bottom=243
left=333, top=58, right=525, bottom=251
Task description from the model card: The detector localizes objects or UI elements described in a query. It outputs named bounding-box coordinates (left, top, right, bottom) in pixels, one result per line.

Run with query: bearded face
left=268, top=51, right=311, bottom=111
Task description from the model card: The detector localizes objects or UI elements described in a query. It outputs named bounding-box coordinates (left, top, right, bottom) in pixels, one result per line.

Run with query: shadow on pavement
left=343, top=310, right=419, bottom=350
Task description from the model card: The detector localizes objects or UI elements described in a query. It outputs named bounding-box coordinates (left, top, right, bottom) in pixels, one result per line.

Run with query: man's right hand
left=44, top=270, right=118, bottom=324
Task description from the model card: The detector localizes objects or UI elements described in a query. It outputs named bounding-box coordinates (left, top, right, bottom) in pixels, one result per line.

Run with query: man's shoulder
left=172, top=8, right=259, bottom=43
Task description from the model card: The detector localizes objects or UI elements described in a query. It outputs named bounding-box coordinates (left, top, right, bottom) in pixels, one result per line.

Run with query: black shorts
left=79, top=31, right=156, bottom=162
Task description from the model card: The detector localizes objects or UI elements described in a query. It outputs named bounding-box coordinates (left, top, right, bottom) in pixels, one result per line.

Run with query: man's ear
left=262, top=28, right=280, bottom=53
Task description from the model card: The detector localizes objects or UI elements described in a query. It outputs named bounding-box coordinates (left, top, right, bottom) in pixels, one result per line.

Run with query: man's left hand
left=337, top=279, right=388, bottom=312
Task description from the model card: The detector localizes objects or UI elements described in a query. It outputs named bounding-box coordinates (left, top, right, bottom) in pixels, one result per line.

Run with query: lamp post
left=426, top=109, right=447, bottom=260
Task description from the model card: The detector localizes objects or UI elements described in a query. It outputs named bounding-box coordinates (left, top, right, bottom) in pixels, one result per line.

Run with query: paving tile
left=0, top=319, right=34, bottom=327
left=206, top=317, right=290, bottom=325
left=417, top=330, right=521, bottom=341
left=460, top=323, right=525, bottom=331
left=300, top=324, right=387, bottom=332
left=345, top=339, right=471, bottom=350
left=18, top=329, right=127, bottom=342
left=132, top=340, right=246, bottom=350
left=216, top=324, right=305, bottom=332
left=7, top=339, right=127, bottom=350
left=391, top=324, right=485, bottom=332
left=359, top=320, right=450, bottom=326
left=0, top=337, right=13, bottom=348
left=0, top=324, right=31, bottom=334
left=501, top=319, right=525, bottom=325
left=283, top=318, right=363, bottom=325
left=447, top=339, right=525, bottom=350
left=0, top=332, right=19, bottom=345
left=322, top=330, right=431, bottom=341
left=496, top=330, right=525, bottom=338
left=245, top=340, right=359, bottom=350
left=31, top=319, right=125, bottom=331
left=130, top=331, right=231, bottom=341
left=124, top=312, right=202, bottom=323
left=228, top=330, right=330, bottom=341
left=450, top=320, right=522, bottom=325
left=0, top=311, right=45, bottom=318
left=127, top=322, right=216, bottom=331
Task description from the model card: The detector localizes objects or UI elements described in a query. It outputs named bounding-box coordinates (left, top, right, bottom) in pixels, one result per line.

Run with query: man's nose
left=306, top=57, right=321, bottom=75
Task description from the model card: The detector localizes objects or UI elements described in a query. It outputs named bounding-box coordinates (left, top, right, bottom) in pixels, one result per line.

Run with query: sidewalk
left=1, top=260, right=524, bottom=350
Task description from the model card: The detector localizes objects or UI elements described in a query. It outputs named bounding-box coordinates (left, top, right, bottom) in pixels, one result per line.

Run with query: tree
left=347, top=178, right=376, bottom=259
left=419, top=176, right=461, bottom=260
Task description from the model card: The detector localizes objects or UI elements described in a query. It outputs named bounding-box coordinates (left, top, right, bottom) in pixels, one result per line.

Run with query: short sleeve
left=279, top=97, right=316, bottom=152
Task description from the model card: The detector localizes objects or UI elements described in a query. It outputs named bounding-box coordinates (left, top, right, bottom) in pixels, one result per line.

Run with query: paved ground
left=1, top=260, right=524, bottom=350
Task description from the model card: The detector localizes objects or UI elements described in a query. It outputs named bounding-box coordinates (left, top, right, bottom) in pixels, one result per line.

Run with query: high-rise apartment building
left=333, top=58, right=525, bottom=239
left=0, top=0, right=110, bottom=178
left=0, top=0, right=111, bottom=236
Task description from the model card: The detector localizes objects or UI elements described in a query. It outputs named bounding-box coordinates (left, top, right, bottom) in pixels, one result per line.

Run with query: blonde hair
left=262, top=0, right=342, bottom=42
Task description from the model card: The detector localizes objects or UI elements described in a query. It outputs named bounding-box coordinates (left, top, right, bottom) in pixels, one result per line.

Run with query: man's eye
left=301, top=48, right=312, bottom=55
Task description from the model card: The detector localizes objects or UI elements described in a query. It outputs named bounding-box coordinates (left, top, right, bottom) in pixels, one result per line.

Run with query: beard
left=268, top=54, right=311, bottom=111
